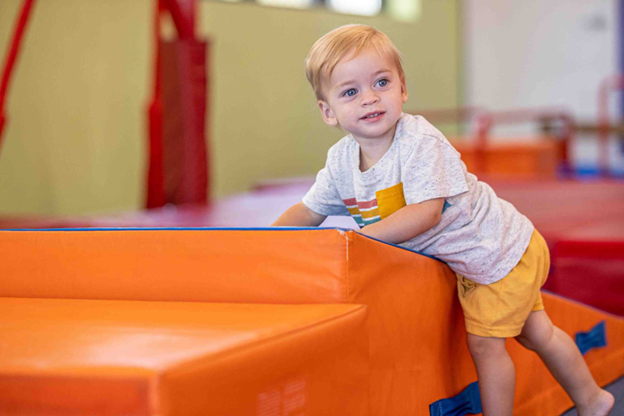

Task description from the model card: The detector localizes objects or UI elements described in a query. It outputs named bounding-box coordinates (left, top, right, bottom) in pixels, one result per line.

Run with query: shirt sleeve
left=401, top=135, right=469, bottom=205
left=302, top=161, right=350, bottom=216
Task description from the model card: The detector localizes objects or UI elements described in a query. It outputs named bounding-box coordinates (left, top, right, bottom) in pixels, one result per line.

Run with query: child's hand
left=272, top=202, right=327, bottom=227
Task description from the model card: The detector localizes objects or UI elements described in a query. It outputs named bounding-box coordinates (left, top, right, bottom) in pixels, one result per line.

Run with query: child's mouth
left=361, top=112, right=384, bottom=120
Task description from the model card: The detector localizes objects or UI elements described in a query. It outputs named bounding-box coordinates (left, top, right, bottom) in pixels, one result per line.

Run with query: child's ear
left=400, top=74, right=408, bottom=103
left=318, top=100, right=338, bottom=127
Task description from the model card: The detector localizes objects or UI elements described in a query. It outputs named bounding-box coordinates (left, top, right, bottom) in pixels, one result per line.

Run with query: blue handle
left=430, top=381, right=482, bottom=416
left=575, top=321, right=607, bottom=355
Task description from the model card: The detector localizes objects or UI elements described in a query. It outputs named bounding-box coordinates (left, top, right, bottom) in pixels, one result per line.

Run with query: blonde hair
left=305, top=24, right=404, bottom=100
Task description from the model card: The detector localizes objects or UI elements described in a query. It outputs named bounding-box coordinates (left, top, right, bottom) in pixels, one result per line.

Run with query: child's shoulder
left=397, top=114, right=448, bottom=144
left=396, top=113, right=459, bottom=156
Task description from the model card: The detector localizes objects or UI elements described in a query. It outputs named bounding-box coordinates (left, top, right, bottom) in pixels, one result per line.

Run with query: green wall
left=0, top=0, right=459, bottom=216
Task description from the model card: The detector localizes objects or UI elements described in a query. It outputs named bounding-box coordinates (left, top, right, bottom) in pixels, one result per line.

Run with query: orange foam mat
left=513, top=293, right=624, bottom=415
left=0, top=298, right=369, bottom=416
left=1, top=228, right=623, bottom=415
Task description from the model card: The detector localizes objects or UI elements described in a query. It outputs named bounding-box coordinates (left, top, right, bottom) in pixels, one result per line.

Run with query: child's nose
left=361, top=90, right=379, bottom=106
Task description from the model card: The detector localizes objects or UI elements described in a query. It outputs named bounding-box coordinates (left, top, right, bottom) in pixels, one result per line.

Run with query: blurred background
left=1, top=0, right=620, bottom=217
left=2, top=3, right=622, bottom=413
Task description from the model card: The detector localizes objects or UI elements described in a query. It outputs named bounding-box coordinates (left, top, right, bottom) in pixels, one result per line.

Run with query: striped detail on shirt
left=343, top=198, right=381, bottom=227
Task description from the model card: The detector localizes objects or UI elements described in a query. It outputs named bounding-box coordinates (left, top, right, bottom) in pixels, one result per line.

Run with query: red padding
left=159, top=39, right=208, bottom=205
left=552, top=240, right=624, bottom=260
left=146, top=99, right=165, bottom=208
left=544, top=240, right=624, bottom=316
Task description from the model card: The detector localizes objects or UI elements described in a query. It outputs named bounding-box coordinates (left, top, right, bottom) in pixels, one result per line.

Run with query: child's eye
left=376, top=79, right=389, bottom=87
left=342, top=88, right=357, bottom=97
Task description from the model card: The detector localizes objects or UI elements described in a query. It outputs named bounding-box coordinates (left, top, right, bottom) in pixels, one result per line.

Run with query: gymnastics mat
left=0, top=298, right=368, bottom=415
left=547, top=239, right=624, bottom=316
left=1, top=228, right=622, bottom=415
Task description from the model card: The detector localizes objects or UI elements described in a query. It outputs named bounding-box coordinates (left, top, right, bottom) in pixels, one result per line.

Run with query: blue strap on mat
left=575, top=320, right=607, bottom=355
left=430, top=381, right=482, bottom=416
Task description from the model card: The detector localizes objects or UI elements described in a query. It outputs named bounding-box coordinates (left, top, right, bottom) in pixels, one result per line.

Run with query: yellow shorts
left=456, top=229, right=550, bottom=338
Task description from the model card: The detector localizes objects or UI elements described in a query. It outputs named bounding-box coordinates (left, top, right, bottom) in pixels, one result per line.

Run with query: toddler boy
left=272, top=24, right=614, bottom=416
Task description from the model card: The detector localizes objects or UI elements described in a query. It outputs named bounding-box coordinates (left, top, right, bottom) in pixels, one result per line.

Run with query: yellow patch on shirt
left=360, top=208, right=380, bottom=219
left=376, top=182, right=407, bottom=219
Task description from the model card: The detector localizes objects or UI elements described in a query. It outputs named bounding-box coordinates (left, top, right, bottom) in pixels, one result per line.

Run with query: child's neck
left=355, top=125, right=397, bottom=172
left=358, top=136, right=394, bottom=172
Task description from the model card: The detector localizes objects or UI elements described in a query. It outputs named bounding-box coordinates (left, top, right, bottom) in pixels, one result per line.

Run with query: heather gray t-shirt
left=302, top=113, right=534, bottom=284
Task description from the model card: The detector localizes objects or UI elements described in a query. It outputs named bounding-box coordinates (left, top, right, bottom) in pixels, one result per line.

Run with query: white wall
left=464, top=0, right=618, bottom=120
left=462, top=0, right=622, bottom=172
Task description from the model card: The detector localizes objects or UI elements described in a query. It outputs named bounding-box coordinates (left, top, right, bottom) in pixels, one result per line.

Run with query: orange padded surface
left=451, top=139, right=561, bottom=178
left=1, top=229, right=623, bottom=415
left=0, top=229, right=462, bottom=414
left=512, top=293, right=624, bottom=415
left=0, top=229, right=350, bottom=304
left=0, top=298, right=369, bottom=415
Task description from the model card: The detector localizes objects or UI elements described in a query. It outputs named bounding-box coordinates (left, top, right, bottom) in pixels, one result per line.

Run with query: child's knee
left=515, top=333, right=537, bottom=351
left=515, top=312, right=555, bottom=351
left=467, top=334, right=506, bottom=359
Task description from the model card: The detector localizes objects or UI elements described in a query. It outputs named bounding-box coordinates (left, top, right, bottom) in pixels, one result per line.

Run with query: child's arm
left=360, top=198, right=444, bottom=244
left=272, top=202, right=327, bottom=227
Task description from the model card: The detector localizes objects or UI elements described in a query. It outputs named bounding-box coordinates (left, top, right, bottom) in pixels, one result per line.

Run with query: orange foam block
left=0, top=298, right=369, bottom=415
left=1, top=228, right=623, bottom=415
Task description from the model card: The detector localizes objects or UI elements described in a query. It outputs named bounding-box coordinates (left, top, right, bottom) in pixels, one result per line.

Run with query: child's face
left=317, top=47, right=408, bottom=144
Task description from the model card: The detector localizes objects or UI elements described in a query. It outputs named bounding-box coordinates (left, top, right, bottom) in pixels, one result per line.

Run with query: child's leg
left=466, top=334, right=515, bottom=416
left=515, top=310, right=614, bottom=416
